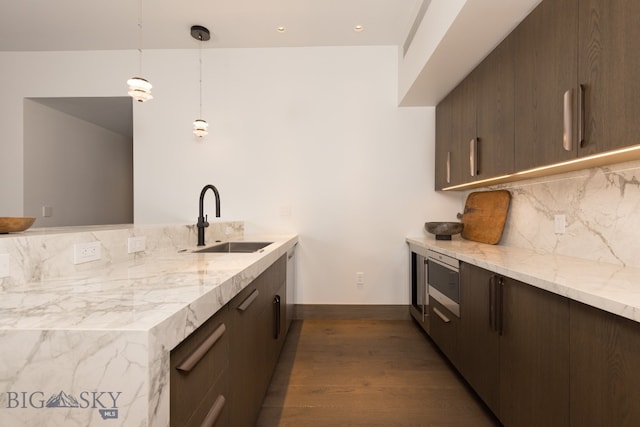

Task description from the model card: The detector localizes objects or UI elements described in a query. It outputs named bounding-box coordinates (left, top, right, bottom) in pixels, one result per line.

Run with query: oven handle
left=427, top=255, right=459, bottom=272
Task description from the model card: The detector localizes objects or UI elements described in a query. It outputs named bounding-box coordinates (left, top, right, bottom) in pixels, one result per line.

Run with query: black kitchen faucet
left=197, top=184, right=220, bottom=246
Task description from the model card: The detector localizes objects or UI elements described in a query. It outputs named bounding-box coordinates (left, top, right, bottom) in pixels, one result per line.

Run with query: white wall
left=23, top=99, right=133, bottom=226
left=0, top=47, right=462, bottom=304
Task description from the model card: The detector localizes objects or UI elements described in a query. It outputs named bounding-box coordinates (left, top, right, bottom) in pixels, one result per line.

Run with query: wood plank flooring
left=256, top=319, right=501, bottom=427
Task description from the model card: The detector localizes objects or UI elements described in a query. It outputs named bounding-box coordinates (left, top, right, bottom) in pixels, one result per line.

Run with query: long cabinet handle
left=237, top=289, right=259, bottom=312
left=273, top=295, right=281, bottom=339
left=497, top=277, right=505, bottom=336
left=578, top=84, right=585, bottom=147
left=469, top=138, right=478, bottom=177
left=176, top=323, right=226, bottom=373
left=563, top=89, right=574, bottom=151
left=433, top=306, right=451, bottom=324
left=446, top=151, right=451, bottom=184
left=489, top=275, right=497, bottom=332
left=200, top=395, right=226, bottom=427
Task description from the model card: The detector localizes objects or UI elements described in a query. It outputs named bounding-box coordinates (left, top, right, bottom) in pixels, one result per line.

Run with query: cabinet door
left=475, top=36, right=515, bottom=179
left=498, top=277, right=570, bottom=427
left=458, top=263, right=500, bottom=412
left=570, top=300, right=640, bottom=426
left=435, top=77, right=475, bottom=189
left=514, top=0, right=579, bottom=170
left=229, top=283, right=266, bottom=427
left=578, top=0, right=640, bottom=156
left=435, top=91, right=455, bottom=190
left=451, top=75, right=477, bottom=185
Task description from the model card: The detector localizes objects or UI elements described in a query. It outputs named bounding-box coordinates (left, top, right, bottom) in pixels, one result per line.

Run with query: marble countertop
left=407, top=235, right=640, bottom=323
left=0, top=234, right=298, bottom=334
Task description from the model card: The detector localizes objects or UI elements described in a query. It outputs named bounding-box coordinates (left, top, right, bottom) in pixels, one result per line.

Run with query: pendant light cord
left=137, top=0, right=143, bottom=75
left=198, top=35, right=203, bottom=118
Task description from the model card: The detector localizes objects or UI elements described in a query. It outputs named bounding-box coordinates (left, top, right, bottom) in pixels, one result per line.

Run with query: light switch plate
left=0, top=254, right=10, bottom=278
left=128, top=236, right=146, bottom=254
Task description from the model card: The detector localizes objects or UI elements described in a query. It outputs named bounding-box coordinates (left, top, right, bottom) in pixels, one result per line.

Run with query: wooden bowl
left=425, top=221, right=464, bottom=240
left=0, top=217, right=36, bottom=233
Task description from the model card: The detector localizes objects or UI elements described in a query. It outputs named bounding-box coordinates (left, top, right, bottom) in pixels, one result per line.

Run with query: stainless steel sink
left=194, top=241, right=273, bottom=253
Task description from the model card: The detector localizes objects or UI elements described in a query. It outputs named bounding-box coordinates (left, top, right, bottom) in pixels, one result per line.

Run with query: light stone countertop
left=407, top=235, right=640, bottom=323
left=0, top=234, right=298, bottom=334
left=0, top=230, right=298, bottom=427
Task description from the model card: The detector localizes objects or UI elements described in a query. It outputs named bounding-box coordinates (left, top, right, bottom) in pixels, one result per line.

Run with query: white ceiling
left=0, top=0, right=423, bottom=51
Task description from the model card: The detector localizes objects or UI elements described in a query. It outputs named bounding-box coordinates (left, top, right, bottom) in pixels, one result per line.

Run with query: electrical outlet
left=128, top=236, right=146, bottom=254
left=73, top=242, right=102, bottom=264
left=554, top=214, right=566, bottom=234
left=0, top=254, right=10, bottom=278
left=356, top=272, right=365, bottom=286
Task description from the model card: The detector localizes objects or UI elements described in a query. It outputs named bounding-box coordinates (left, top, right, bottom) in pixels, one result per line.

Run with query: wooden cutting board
left=460, top=190, right=511, bottom=245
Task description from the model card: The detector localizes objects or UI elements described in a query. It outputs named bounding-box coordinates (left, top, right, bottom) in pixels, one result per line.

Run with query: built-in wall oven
left=427, top=249, right=460, bottom=317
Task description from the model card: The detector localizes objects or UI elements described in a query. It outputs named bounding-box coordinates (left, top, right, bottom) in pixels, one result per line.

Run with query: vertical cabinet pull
left=273, top=295, right=281, bottom=339
left=578, top=84, right=585, bottom=147
left=433, top=306, right=451, bottom=324
left=497, top=277, right=505, bottom=336
left=489, top=275, right=497, bottom=332
left=200, top=395, right=226, bottom=427
left=237, top=289, right=259, bottom=312
left=446, top=151, right=451, bottom=184
left=176, top=323, right=226, bottom=373
left=469, top=138, right=478, bottom=177
left=489, top=275, right=505, bottom=336
left=563, top=89, right=574, bottom=151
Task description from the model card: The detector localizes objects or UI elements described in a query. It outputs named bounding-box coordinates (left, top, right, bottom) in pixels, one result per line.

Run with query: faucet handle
left=197, top=215, right=210, bottom=228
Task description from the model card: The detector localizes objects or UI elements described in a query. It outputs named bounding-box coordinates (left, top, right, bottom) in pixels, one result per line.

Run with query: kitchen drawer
left=171, top=306, right=229, bottom=427
left=428, top=296, right=460, bottom=369
left=184, top=369, right=229, bottom=427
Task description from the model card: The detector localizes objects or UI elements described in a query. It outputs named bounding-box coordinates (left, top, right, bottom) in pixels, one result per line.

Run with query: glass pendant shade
left=127, top=77, right=153, bottom=102
left=193, top=119, right=209, bottom=137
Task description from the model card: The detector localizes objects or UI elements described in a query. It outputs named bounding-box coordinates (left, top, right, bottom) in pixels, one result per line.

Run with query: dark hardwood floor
left=256, top=319, right=500, bottom=427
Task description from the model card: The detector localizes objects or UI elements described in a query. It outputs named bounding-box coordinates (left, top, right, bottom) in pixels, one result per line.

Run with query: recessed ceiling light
left=354, top=25, right=364, bottom=32
left=277, top=26, right=286, bottom=33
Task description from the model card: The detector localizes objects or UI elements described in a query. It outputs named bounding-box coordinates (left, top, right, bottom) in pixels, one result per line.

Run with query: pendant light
left=191, top=25, right=210, bottom=137
left=127, top=0, right=153, bottom=102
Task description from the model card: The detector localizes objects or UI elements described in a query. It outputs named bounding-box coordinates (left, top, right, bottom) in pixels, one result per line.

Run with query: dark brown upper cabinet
left=435, top=77, right=475, bottom=189
left=475, top=36, right=515, bottom=179
left=513, top=0, right=579, bottom=171
left=578, top=0, right=640, bottom=156
left=436, top=0, right=640, bottom=189
left=435, top=36, right=515, bottom=190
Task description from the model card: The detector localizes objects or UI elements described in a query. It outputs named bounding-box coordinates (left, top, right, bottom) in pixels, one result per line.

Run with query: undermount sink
left=194, top=241, right=273, bottom=253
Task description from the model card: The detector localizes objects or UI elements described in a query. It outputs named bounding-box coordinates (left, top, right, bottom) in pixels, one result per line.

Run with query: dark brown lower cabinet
left=170, top=254, right=287, bottom=427
left=570, top=300, right=640, bottom=426
left=229, top=255, right=287, bottom=427
left=459, top=264, right=499, bottom=411
left=458, top=263, right=569, bottom=427
left=498, top=276, right=569, bottom=427
left=170, top=306, right=229, bottom=427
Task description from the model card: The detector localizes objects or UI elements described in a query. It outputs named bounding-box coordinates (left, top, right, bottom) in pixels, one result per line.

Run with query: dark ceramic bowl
left=425, top=222, right=464, bottom=240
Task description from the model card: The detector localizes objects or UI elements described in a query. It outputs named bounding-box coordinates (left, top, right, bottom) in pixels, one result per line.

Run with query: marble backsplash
left=487, top=159, right=640, bottom=268
left=0, top=221, right=244, bottom=289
